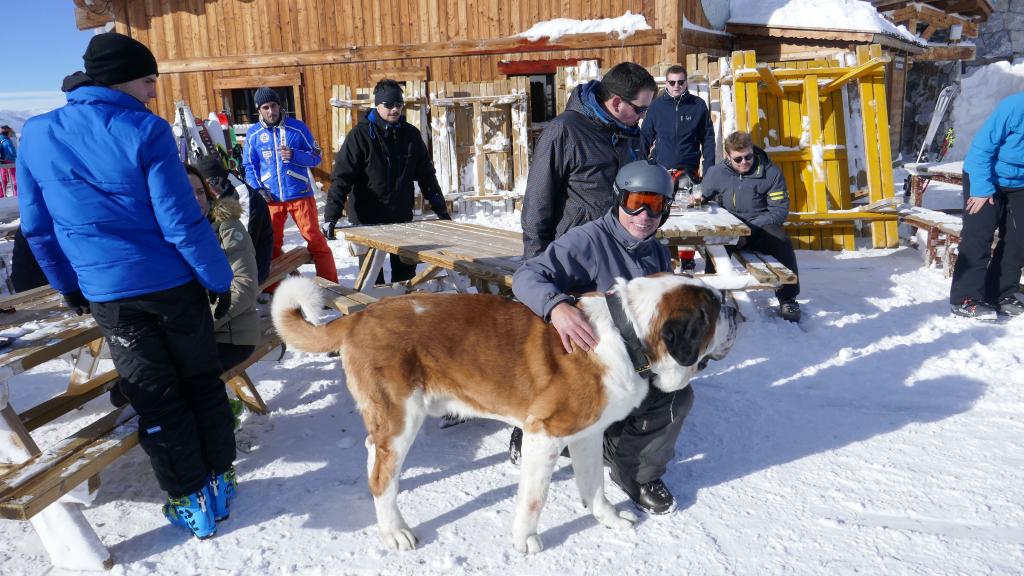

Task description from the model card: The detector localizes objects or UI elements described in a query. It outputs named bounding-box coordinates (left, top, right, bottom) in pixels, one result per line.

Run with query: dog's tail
left=271, top=276, right=347, bottom=354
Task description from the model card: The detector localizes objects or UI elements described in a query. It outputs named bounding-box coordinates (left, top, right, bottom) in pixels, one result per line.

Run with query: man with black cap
left=323, top=78, right=451, bottom=285
left=242, top=86, right=338, bottom=283
left=17, top=32, right=238, bottom=540
left=194, top=155, right=274, bottom=285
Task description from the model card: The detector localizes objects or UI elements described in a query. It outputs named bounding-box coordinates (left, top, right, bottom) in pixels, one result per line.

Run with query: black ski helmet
left=613, top=160, right=674, bottom=225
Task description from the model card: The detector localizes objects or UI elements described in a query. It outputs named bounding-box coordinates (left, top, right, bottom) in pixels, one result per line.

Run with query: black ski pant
left=604, top=383, right=695, bottom=491
left=729, top=223, right=801, bottom=303
left=949, top=173, right=1024, bottom=304
left=357, top=252, right=417, bottom=285
left=91, top=280, right=236, bottom=498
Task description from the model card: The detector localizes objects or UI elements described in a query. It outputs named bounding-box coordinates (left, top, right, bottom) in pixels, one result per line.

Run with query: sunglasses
left=620, top=191, right=670, bottom=218
left=379, top=102, right=404, bottom=110
left=618, top=96, right=649, bottom=116
left=730, top=153, right=755, bottom=163
left=666, top=79, right=686, bottom=86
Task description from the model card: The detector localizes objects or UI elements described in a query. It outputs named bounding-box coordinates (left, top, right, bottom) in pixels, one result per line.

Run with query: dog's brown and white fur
left=271, top=273, right=738, bottom=554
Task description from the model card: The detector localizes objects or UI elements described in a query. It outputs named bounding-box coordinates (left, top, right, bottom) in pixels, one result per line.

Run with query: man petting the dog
left=512, top=159, right=693, bottom=515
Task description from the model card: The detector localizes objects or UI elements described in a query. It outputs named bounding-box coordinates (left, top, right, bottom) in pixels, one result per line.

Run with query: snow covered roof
left=727, top=0, right=926, bottom=47
left=516, top=11, right=651, bottom=42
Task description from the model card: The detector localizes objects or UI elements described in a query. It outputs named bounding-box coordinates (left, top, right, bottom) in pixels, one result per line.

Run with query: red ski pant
left=0, top=166, right=16, bottom=197
left=268, top=196, right=338, bottom=283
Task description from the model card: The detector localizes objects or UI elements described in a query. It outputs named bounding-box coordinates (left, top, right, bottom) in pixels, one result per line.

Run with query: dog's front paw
left=379, top=527, right=418, bottom=551
left=513, top=534, right=544, bottom=554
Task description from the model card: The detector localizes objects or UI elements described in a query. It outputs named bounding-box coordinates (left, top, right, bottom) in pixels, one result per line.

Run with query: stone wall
left=973, top=0, right=1024, bottom=62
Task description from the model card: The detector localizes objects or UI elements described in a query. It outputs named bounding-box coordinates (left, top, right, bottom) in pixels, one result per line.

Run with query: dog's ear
left=659, top=306, right=710, bottom=367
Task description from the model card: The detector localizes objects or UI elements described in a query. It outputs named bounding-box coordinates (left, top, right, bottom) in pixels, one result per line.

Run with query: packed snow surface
left=517, top=11, right=651, bottom=42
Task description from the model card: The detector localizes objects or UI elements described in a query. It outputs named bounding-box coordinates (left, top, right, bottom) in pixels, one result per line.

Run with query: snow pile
left=727, top=0, right=922, bottom=44
left=517, top=11, right=650, bottom=42
left=945, top=58, right=1024, bottom=162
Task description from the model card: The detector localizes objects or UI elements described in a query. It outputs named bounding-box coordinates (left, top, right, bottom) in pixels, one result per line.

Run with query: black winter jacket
left=224, top=175, right=273, bottom=286
left=520, top=80, right=645, bottom=259
left=701, top=147, right=789, bottom=228
left=640, top=91, right=715, bottom=175
left=325, top=110, right=446, bottom=225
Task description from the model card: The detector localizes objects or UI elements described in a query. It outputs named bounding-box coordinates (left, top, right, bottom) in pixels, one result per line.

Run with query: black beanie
left=254, top=87, right=280, bottom=108
left=194, top=156, right=230, bottom=180
left=83, top=33, right=158, bottom=86
left=373, top=83, right=404, bottom=105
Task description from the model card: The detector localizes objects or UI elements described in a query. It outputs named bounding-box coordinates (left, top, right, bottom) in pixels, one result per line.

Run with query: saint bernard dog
left=271, top=273, right=739, bottom=554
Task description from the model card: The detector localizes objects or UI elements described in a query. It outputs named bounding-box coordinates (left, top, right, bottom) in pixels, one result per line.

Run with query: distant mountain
left=0, top=110, right=47, bottom=134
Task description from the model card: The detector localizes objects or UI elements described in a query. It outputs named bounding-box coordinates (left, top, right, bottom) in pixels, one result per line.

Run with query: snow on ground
left=3, top=195, right=1024, bottom=575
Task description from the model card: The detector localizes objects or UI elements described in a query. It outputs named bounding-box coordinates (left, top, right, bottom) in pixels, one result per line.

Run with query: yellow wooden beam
left=765, top=148, right=847, bottom=163
left=756, top=64, right=784, bottom=98
left=787, top=212, right=897, bottom=223
left=803, top=75, right=829, bottom=214
left=820, top=56, right=891, bottom=95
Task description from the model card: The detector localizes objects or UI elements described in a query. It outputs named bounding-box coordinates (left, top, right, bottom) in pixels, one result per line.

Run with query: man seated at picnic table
left=701, top=130, right=802, bottom=322
left=511, top=160, right=694, bottom=516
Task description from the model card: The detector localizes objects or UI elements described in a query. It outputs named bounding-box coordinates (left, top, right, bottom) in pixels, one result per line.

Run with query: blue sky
left=2, top=3, right=95, bottom=110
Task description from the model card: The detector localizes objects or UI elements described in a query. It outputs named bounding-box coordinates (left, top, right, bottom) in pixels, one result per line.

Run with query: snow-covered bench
left=0, top=248, right=377, bottom=570
left=899, top=206, right=963, bottom=275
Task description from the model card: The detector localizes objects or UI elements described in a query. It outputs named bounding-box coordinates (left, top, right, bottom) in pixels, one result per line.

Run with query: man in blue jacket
left=243, top=87, right=337, bottom=283
left=949, top=91, right=1024, bottom=320
left=513, top=160, right=694, bottom=515
left=641, top=65, right=716, bottom=182
left=17, top=33, right=236, bottom=539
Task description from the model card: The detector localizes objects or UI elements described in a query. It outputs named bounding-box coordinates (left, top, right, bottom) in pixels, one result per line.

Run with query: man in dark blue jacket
left=641, top=65, right=715, bottom=181
left=702, top=131, right=801, bottom=322
left=17, top=33, right=236, bottom=539
left=514, top=160, right=695, bottom=516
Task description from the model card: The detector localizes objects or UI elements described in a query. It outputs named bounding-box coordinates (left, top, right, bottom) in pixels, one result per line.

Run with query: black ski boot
left=610, top=475, right=677, bottom=515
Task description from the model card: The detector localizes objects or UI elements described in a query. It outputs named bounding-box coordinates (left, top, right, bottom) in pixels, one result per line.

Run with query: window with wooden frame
left=214, top=73, right=303, bottom=128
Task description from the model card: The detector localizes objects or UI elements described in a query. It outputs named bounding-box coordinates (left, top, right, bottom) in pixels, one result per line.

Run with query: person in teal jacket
left=17, top=32, right=236, bottom=539
left=949, top=92, right=1024, bottom=320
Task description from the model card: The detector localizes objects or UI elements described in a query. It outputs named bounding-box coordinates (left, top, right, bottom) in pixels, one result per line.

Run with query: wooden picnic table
left=342, top=207, right=788, bottom=295
left=904, top=161, right=964, bottom=207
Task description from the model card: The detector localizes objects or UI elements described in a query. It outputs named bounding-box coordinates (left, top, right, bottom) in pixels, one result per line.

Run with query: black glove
left=62, top=290, right=90, bottom=316
left=322, top=220, right=338, bottom=240
left=436, top=210, right=452, bottom=221
left=209, top=291, right=231, bottom=319
left=257, top=188, right=274, bottom=203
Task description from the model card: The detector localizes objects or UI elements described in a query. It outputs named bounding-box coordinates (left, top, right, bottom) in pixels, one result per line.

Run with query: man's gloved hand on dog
left=549, top=301, right=599, bottom=354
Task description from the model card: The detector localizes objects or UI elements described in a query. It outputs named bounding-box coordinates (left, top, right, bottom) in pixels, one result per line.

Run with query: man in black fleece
left=323, top=79, right=451, bottom=285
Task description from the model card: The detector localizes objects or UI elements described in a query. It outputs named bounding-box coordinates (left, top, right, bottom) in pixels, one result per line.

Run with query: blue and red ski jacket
left=242, top=117, right=322, bottom=202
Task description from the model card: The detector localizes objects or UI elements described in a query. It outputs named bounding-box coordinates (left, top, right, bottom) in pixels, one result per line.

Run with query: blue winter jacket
left=17, top=85, right=232, bottom=301
left=513, top=210, right=671, bottom=320
left=641, top=91, right=715, bottom=174
left=243, top=117, right=322, bottom=202
left=963, top=92, right=1024, bottom=198
left=0, top=135, right=16, bottom=162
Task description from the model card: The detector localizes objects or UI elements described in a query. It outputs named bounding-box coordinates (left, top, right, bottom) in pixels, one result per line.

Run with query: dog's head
left=616, top=273, right=740, bottom=392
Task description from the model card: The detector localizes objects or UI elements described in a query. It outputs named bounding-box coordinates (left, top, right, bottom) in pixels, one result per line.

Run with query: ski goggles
left=620, top=191, right=671, bottom=218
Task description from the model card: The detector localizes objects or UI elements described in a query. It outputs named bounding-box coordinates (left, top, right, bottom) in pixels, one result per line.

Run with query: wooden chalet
left=72, top=0, right=729, bottom=188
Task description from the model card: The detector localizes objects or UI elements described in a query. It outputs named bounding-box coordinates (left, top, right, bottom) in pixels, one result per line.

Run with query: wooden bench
left=899, top=206, right=963, bottom=275
left=731, top=250, right=798, bottom=289
left=0, top=246, right=341, bottom=570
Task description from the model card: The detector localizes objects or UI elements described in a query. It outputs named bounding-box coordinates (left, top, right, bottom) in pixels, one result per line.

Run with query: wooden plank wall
left=109, top=0, right=674, bottom=184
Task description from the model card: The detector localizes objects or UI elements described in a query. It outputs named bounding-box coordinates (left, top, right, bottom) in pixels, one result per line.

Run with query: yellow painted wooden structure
left=730, top=45, right=898, bottom=250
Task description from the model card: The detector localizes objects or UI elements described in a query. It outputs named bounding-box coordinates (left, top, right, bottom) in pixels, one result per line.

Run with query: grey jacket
left=513, top=211, right=672, bottom=320
left=210, top=195, right=260, bottom=346
left=520, top=81, right=646, bottom=259
left=701, top=146, right=789, bottom=228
